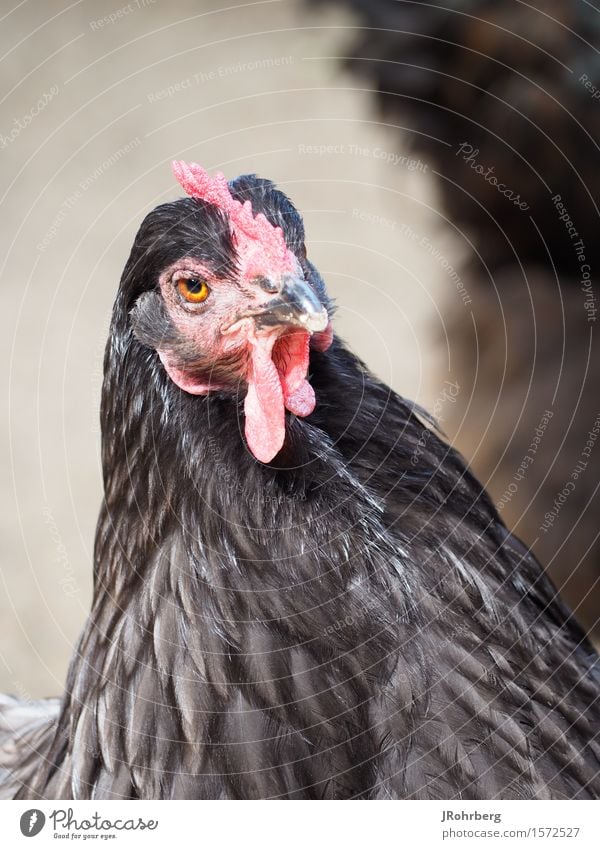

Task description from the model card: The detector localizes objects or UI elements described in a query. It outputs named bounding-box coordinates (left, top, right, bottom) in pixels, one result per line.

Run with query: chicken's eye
left=176, top=276, right=210, bottom=304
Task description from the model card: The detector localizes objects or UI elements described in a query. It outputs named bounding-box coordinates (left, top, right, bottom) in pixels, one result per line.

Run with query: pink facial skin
left=156, top=258, right=326, bottom=463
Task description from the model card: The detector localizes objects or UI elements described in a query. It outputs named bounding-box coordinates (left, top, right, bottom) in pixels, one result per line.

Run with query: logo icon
left=19, top=810, right=45, bottom=837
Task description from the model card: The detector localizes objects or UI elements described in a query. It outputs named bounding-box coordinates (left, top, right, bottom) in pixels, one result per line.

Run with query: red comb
left=172, top=161, right=292, bottom=272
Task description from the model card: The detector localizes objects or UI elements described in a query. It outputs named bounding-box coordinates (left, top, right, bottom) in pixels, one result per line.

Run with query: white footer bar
left=0, top=799, right=598, bottom=848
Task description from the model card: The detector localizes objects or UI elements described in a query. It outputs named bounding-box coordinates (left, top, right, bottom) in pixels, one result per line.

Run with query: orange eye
left=177, top=276, right=210, bottom=304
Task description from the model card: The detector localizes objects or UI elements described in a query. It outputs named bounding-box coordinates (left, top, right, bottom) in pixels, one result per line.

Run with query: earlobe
left=157, top=349, right=214, bottom=395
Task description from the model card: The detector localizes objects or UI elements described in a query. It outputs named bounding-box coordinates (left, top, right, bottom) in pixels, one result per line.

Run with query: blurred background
left=0, top=0, right=598, bottom=698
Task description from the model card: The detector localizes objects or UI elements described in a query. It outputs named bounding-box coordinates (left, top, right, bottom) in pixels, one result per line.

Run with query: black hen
left=0, top=163, right=598, bottom=800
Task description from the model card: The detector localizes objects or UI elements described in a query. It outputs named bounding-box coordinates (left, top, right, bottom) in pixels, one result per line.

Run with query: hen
left=1, top=162, right=598, bottom=799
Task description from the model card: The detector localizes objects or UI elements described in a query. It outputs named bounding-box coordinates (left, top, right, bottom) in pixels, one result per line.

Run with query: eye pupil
left=187, top=278, right=201, bottom=293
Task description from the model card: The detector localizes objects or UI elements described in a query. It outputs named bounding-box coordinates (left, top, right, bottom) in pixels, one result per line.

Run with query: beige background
left=0, top=0, right=470, bottom=698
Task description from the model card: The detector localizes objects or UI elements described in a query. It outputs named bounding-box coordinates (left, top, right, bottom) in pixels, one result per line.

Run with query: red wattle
left=311, top=321, right=334, bottom=352
left=244, top=330, right=316, bottom=463
left=160, top=329, right=320, bottom=464
left=244, top=339, right=286, bottom=463
left=274, top=331, right=310, bottom=397
left=285, top=380, right=316, bottom=417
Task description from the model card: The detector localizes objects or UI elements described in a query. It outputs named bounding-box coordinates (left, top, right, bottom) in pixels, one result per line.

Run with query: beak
left=251, top=275, right=328, bottom=333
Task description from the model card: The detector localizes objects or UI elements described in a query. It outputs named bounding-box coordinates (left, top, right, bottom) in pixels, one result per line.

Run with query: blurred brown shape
left=336, top=0, right=600, bottom=637
left=445, top=271, right=599, bottom=639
